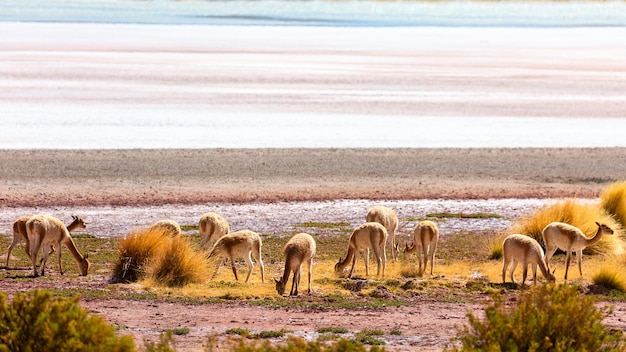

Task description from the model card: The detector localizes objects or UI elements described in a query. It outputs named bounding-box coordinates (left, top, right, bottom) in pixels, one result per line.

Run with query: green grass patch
left=318, top=326, right=349, bottom=334
left=180, top=224, right=198, bottom=232
left=295, top=221, right=351, bottom=229
left=355, top=329, right=386, bottom=346
left=427, top=213, right=502, bottom=219
left=226, top=328, right=251, bottom=337
left=171, top=327, right=190, bottom=336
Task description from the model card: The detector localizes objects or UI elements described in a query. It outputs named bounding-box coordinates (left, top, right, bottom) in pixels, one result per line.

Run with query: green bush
left=0, top=290, right=135, bottom=352
left=449, top=284, right=626, bottom=351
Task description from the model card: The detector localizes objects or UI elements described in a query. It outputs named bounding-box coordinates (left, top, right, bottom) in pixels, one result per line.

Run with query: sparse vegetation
left=427, top=213, right=502, bottom=219
left=318, top=327, right=349, bottom=334
left=449, top=284, right=626, bottom=351
left=354, top=329, right=386, bottom=346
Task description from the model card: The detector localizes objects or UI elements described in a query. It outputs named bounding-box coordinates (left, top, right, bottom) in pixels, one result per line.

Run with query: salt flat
left=1, top=23, right=625, bottom=148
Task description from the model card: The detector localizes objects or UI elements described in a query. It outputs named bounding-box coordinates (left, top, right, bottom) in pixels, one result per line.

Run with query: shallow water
left=2, top=0, right=626, bottom=27
left=0, top=198, right=557, bottom=238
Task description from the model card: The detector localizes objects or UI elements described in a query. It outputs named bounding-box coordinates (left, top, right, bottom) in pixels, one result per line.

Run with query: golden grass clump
left=111, top=227, right=209, bottom=287
left=511, top=199, right=624, bottom=256
left=487, top=234, right=506, bottom=260
left=148, top=235, right=209, bottom=287
left=111, top=227, right=172, bottom=283
left=592, top=264, right=626, bottom=292
left=600, top=181, right=626, bottom=228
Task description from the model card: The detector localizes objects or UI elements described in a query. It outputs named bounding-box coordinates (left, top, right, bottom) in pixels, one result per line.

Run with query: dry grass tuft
left=511, top=199, right=624, bottom=256
left=600, top=181, right=626, bottom=228
left=148, top=235, right=209, bottom=287
left=592, top=263, right=626, bottom=292
left=111, top=227, right=172, bottom=283
left=111, top=227, right=209, bottom=287
left=487, top=234, right=506, bottom=260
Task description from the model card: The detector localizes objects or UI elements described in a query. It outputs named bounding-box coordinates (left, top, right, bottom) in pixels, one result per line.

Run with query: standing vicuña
left=366, top=206, right=399, bottom=261
left=542, top=221, right=614, bottom=280
left=26, top=215, right=89, bottom=277
left=6, top=216, right=40, bottom=267
left=208, top=230, right=265, bottom=283
left=199, top=212, right=230, bottom=250
left=149, top=219, right=181, bottom=236
left=404, top=220, right=439, bottom=276
left=275, top=233, right=316, bottom=296
left=335, top=222, right=388, bottom=278
left=502, top=234, right=555, bottom=286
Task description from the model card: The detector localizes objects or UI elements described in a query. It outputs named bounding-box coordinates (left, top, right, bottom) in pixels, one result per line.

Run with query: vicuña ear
left=84, top=253, right=89, bottom=259
left=274, top=278, right=280, bottom=284
left=595, top=221, right=601, bottom=227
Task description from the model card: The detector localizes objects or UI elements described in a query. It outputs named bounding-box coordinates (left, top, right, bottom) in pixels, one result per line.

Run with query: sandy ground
left=2, top=148, right=625, bottom=208
left=2, top=148, right=626, bottom=350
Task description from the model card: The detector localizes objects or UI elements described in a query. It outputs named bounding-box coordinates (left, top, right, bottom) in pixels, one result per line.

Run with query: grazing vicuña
left=405, top=220, right=440, bottom=276
left=275, top=233, right=316, bottom=296
left=26, top=215, right=89, bottom=277
left=335, top=222, right=387, bottom=278
left=366, top=206, right=399, bottom=261
left=502, top=234, right=555, bottom=286
left=208, top=230, right=265, bottom=283
left=149, top=219, right=181, bottom=237
left=199, top=212, right=230, bottom=250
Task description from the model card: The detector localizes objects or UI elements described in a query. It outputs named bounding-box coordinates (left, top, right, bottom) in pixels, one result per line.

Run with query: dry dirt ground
left=2, top=148, right=626, bottom=351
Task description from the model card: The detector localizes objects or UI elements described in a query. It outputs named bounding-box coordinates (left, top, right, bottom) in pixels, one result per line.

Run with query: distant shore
left=1, top=148, right=625, bottom=208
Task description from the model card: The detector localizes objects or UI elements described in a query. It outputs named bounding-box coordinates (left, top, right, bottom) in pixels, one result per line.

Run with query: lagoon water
left=1, top=1, right=626, bottom=149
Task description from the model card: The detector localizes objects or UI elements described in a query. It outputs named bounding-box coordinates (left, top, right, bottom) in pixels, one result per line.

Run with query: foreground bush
left=601, top=181, right=626, bottom=229
left=449, top=284, right=625, bottom=351
left=511, top=199, right=623, bottom=255
left=0, top=290, right=135, bottom=352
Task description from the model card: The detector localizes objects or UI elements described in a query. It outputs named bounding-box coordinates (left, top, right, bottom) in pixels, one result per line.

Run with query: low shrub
left=0, top=290, right=135, bottom=352
left=511, top=199, right=623, bottom=256
left=449, top=284, right=626, bottom=351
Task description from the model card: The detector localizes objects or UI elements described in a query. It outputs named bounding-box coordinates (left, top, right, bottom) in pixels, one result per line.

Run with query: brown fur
left=26, top=215, right=89, bottom=277
left=208, top=230, right=265, bottom=283
left=199, top=212, right=230, bottom=250
left=335, top=222, right=388, bottom=278
left=275, top=233, right=316, bottom=296
left=502, top=234, right=555, bottom=286
left=405, top=220, right=440, bottom=276
left=542, top=221, right=614, bottom=279
left=366, top=206, right=399, bottom=261
left=149, top=219, right=181, bottom=236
